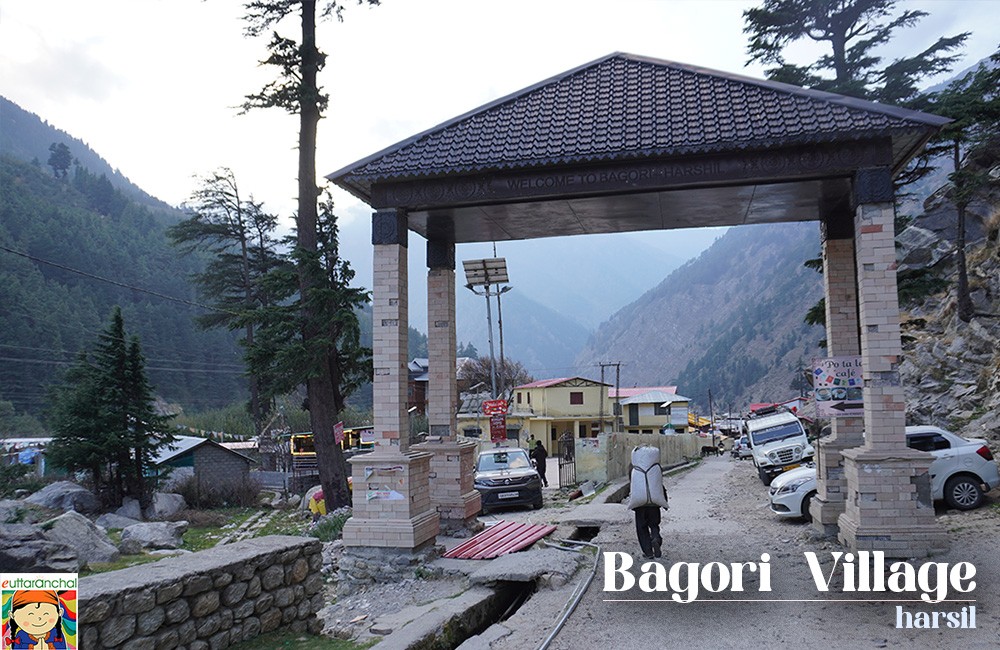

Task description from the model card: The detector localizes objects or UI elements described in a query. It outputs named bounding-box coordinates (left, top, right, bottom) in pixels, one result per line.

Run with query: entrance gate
left=558, top=434, right=576, bottom=487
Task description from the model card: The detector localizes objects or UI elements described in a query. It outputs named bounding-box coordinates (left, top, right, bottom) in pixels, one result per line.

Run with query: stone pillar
left=342, top=209, right=439, bottom=551
left=810, top=217, right=865, bottom=536
left=414, top=239, right=482, bottom=535
left=836, top=168, right=948, bottom=557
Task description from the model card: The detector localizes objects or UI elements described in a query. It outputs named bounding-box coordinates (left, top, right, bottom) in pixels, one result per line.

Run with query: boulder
left=115, top=497, right=143, bottom=520
left=118, top=538, right=144, bottom=555
left=0, top=524, right=79, bottom=572
left=41, top=511, right=120, bottom=566
left=95, top=513, right=143, bottom=530
left=144, top=492, right=187, bottom=520
left=0, top=499, right=25, bottom=524
left=25, top=481, right=100, bottom=514
left=120, top=521, right=188, bottom=550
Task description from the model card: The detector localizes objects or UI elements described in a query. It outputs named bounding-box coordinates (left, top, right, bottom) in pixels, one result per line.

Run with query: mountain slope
left=576, top=222, right=825, bottom=409
left=1, top=96, right=173, bottom=214
left=0, top=156, right=247, bottom=416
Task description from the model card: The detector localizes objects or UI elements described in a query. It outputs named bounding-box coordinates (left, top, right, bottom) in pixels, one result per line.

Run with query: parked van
left=743, top=407, right=813, bottom=485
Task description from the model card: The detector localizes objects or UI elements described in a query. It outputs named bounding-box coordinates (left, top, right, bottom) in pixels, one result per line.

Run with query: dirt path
left=541, top=456, right=1000, bottom=650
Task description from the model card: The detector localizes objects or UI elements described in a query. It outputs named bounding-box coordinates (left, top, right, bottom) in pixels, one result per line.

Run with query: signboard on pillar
left=489, top=414, right=507, bottom=442
left=482, top=399, right=508, bottom=416
left=812, top=356, right=864, bottom=417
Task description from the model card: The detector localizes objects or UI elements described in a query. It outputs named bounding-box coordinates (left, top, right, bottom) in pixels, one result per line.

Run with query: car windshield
left=478, top=450, right=531, bottom=471
left=751, top=421, right=803, bottom=445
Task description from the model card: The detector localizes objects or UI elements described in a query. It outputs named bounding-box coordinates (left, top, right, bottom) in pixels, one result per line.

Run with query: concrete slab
left=468, top=548, right=582, bottom=585
left=369, top=586, right=499, bottom=650
left=548, top=502, right=631, bottom=527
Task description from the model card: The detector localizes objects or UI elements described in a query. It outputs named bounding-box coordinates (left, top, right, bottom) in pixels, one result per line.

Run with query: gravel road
left=539, top=455, right=1000, bottom=650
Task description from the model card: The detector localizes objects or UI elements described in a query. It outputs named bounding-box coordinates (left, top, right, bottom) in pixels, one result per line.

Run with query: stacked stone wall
left=79, top=536, right=323, bottom=649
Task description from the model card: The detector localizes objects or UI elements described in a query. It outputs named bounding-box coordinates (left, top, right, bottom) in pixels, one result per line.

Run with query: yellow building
left=510, top=377, right=613, bottom=450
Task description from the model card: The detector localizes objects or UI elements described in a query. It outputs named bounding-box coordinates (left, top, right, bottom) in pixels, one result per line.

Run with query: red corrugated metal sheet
left=443, top=521, right=557, bottom=559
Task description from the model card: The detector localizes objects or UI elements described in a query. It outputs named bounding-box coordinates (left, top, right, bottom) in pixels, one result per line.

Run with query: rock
left=96, top=513, right=143, bottom=530
left=149, top=548, right=193, bottom=557
left=0, top=499, right=25, bottom=524
left=286, top=494, right=302, bottom=509
left=121, top=521, right=189, bottom=550
left=41, top=510, right=120, bottom=566
left=144, top=492, right=187, bottom=520
left=116, top=497, right=144, bottom=520
left=0, top=524, right=79, bottom=572
left=119, top=538, right=144, bottom=555
left=25, top=481, right=100, bottom=513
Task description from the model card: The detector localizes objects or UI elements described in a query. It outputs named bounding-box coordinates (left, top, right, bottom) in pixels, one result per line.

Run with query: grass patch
left=82, top=553, right=163, bottom=576
left=182, top=507, right=259, bottom=551
left=235, top=631, right=376, bottom=649
left=255, top=508, right=311, bottom=538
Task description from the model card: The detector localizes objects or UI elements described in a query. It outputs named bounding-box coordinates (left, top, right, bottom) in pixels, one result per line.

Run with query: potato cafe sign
left=812, top=355, right=864, bottom=417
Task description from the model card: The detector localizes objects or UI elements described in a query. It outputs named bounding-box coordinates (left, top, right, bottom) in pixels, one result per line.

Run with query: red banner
left=334, top=421, right=345, bottom=445
left=483, top=399, right=508, bottom=415
left=489, top=414, right=507, bottom=442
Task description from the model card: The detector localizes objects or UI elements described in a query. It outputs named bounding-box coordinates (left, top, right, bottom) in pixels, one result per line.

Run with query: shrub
left=0, top=463, right=46, bottom=498
left=174, top=475, right=262, bottom=509
left=311, top=507, right=352, bottom=542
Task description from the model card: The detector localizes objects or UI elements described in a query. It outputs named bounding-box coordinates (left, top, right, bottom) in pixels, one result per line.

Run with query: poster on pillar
left=489, top=414, right=507, bottom=442
left=812, top=356, right=864, bottom=417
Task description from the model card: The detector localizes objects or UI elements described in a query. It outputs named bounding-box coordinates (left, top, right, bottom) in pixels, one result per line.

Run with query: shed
left=153, top=435, right=254, bottom=490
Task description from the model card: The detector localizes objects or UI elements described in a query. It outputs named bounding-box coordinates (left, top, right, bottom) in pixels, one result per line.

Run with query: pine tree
left=169, top=169, right=283, bottom=429
left=48, top=308, right=174, bottom=508
left=743, top=0, right=968, bottom=103
left=239, top=1, right=378, bottom=508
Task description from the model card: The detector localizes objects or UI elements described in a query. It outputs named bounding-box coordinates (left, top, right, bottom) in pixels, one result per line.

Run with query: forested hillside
left=576, top=222, right=825, bottom=410
left=0, top=96, right=172, bottom=213
left=0, top=155, right=247, bottom=417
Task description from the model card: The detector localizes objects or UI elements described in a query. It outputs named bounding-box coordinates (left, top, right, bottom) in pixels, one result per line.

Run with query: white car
left=769, top=426, right=999, bottom=519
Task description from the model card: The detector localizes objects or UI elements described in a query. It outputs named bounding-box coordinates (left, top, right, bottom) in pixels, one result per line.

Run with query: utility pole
left=598, top=361, right=621, bottom=433
left=598, top=364, right=605, bottom=435
left=709, top=389, right=717, bottom=448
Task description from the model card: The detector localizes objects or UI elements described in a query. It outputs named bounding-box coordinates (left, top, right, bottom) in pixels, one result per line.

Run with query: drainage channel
left=372, top=530, right=600, bottom=650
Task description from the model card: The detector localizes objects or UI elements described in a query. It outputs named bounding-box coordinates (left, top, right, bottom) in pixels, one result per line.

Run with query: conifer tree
left=239, top=1, right=377, bottom=508
left=49, top=308, right=174, bottom=508
left=169, top=169, right=282, bottom=430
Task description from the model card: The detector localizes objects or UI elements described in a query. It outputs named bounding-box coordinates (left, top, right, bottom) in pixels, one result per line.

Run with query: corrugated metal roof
left=620, top=390, right=689, bottom=406
left=443, top=520, right=557, bottom=559
left=329, top=52, right=948, bottom=201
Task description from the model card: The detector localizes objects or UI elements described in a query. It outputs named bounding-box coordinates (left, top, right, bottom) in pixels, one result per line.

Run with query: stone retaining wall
left=80, top=535, right=324, bottom=649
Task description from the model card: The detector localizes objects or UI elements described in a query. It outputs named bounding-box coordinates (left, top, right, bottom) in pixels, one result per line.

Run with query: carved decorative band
left=853, top=168, right=894, bottom=205
left=427, top=240, right=456, bottom=270
left=372, top=209, right=408, bottom=246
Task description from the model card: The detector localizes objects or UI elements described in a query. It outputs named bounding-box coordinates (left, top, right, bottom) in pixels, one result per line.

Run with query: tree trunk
left=297, top=0, right=350, bottom=510
left=954, top=144, right=974, bottom=322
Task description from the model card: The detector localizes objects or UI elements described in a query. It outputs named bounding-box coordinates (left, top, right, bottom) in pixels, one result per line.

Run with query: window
left=527, top=392, right=531, bottom=403
left=516, top=392, right=522, bottom=404
left=570, top=391, right=584, bottom=405
left=907, top=433, right=950, bottom=452
left=655, top=403, right=670, bottom=416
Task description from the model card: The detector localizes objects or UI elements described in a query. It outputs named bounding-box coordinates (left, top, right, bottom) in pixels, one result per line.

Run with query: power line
left=0, top=344, right=245, bottom=370
left=0, top=244, right=239, bottom=316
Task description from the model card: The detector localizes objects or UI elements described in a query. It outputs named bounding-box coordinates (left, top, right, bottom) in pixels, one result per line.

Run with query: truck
left=743, top=407, right=814, bottom=485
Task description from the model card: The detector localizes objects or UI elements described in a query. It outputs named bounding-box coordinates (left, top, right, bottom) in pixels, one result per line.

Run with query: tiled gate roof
left=329, top=52, right=947, bottom=203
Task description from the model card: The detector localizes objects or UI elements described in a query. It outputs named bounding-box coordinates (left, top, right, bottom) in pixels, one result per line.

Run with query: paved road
left=524, top=456, right=1000, bottom=650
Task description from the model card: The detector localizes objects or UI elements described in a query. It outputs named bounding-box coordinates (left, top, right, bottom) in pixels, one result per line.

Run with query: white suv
left=744, top=409, right=814, bottom=485
left=769, top=425, right=1000, bottom=518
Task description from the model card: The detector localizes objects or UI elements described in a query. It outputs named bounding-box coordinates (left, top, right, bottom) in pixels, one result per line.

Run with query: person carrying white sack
left=626, top=445, right=669, bottom=559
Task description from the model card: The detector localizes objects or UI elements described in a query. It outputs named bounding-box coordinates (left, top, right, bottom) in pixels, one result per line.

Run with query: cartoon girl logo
left=1, top=589, right=76, bottom=650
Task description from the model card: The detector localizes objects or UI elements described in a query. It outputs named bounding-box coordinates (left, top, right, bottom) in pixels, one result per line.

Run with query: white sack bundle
left=626, top=445, right=669, bottom=510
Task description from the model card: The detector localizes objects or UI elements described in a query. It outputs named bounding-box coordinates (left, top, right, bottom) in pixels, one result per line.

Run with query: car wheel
left=801, top=491, right=817, bottom=522
left=532, top=494, right=543, bottom=510
left=758, top=467, right=772, bottom=486
left=944, top=475, right=984, bottom=510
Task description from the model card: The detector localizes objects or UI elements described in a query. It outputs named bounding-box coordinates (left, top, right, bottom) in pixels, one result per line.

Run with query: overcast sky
left=3, top=0, right=997, bottom=228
